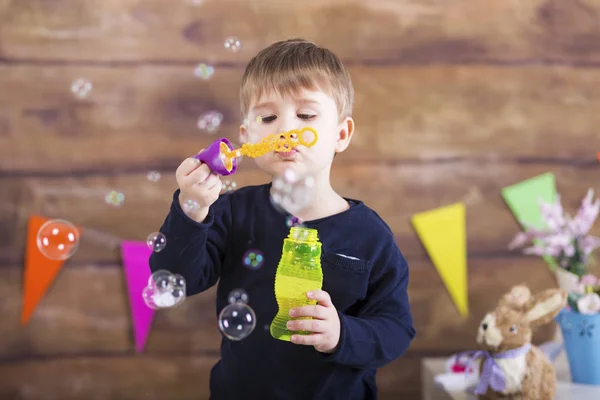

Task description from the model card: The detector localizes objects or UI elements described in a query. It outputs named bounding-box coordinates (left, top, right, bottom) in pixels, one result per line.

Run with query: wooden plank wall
left=1, top=0, right=600, bottom=398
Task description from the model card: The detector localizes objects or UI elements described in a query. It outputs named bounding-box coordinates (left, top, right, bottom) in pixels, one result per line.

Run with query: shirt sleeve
left=149, top=189, right=232, bottom=296
left=322, top=242, right=416, bottom=369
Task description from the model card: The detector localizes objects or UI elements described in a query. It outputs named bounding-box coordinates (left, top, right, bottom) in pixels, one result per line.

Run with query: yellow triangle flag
left=411, top=203, right=468, bottom=317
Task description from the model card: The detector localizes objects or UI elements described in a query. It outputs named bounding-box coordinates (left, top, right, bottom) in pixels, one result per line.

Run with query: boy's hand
left=175, top=152, right=222, bottom=222
left=287, top=290, right=341, bottom=354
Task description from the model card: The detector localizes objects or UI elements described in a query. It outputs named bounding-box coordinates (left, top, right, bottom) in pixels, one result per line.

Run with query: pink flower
left=580, top=274, right=599, bottom=287
left=508, top=188, right=600, bottom=273
left=539, top=195, right=567, bottom=231
left=570, top=189, right=600, bottom=236
left=580, top=236, right=600, bottom=257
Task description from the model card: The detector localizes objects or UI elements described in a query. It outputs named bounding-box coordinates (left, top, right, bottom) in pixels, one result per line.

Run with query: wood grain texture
left=1, top=163, right=598, bottom=265
left=0, top=353, right=421, bottom=399
left=0, top=257, right=557, bottom=361
left=2, top=0, right=600, bottom=64
left=2, top=64, right=600, bottom=175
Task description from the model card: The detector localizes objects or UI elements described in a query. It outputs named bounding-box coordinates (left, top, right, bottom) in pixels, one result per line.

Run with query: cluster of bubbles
left=36, top=219, right=81, bottom=260
left=197, top=111, right=224, bottom=133
left=57, top=35, right=304, bottom=340
left=218, top=288, right=256, bottom=340
left=142, top=270, right=186, bottom=309
left=270, top=168, right=316, bottom=216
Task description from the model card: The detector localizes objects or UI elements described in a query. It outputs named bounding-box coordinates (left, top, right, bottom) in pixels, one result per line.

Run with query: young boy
left=150, top=38, right=415, bottom=400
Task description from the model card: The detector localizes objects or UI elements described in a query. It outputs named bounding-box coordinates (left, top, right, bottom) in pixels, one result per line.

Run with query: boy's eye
left=298, top=114, right=316, bottom=120
left=260, top=115, right=277, bottom=123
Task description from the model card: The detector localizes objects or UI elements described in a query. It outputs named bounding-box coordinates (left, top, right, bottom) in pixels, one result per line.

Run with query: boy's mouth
left=276, top=149, right=298, bottom=159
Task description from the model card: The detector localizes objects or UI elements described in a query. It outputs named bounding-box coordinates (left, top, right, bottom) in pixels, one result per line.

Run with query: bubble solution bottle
left=270, top=226, right=323, bottom=342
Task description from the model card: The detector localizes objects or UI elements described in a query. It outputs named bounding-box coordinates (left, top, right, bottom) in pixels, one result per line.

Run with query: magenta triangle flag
left=121, top=241, right=155, bottom=352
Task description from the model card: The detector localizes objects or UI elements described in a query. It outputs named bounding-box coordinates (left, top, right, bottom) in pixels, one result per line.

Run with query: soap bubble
left=36, top=219, right=80, bottom=260
left=71, top=78, right=92, bottom=99
left=224, top=37, right=241, bottom=53
left=270, top=169, right=316, bottom=215
left=147, top=171, right=161, bottom=182
left=105, top=190, right=125, bottom=207
left=147, top=232, right=167, bottom=252
left=194, top=63, right=214, bottom=80
left=221, top=180, right=237, bottom=193
left=218, top=302, right=256, bottom=341
left=228, top=288, right=249, bottom=304
left=197, top=111, right=223, bottom=133
left=142, top=270, right=186, bottom=309
left=242, top=249, right=264, bottom=271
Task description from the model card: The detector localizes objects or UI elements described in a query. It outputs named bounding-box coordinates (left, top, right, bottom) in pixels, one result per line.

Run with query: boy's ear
left=334, top=117, right=355, bottom=153
left=239, top=123, right=248, bottom=144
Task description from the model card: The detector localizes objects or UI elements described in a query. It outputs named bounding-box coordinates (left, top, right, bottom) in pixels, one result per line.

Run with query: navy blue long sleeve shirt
left=150, top=183, right=415, bottom=400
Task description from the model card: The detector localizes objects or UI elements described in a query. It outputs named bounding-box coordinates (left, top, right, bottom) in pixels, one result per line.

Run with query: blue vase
left=555, top=307, right=600, bottom=385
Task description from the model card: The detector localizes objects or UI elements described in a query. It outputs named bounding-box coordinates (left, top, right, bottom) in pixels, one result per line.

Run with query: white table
left=421, top=350, right=600, bottom=399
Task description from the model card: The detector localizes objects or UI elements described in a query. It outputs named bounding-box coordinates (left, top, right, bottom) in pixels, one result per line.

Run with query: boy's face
left=240, top=88, right=354, bottom=180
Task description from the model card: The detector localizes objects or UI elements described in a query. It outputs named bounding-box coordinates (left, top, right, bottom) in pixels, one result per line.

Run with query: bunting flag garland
left=21, top=216, right=156, bottom=352
left=411, top=203, right=469, bottom=317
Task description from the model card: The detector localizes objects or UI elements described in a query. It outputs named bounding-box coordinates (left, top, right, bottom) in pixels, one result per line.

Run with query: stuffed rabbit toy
left=469, top=285, right=566, bottom=400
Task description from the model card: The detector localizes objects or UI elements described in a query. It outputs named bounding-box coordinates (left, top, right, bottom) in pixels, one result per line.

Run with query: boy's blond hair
left=240, top=38, right=353, bottom=121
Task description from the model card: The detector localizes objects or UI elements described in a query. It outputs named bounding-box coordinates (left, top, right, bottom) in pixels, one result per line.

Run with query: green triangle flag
left=501, top=172, right=557, bottom=268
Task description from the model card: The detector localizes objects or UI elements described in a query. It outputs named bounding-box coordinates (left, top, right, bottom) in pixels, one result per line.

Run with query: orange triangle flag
left=21, top=215, right=72, bottom=324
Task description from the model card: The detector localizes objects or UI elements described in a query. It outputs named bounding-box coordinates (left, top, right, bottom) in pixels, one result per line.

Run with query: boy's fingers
left=291, top=333, right=324, bottom=346
left=187, top=164, right=213, bottom=184
left=286, top=319, right=325, bottom=333
left=177, top=157, right=203, bottom=177
left=307, top=290, right=333, bottom=307
left=290, top=304, right=328, bottom=319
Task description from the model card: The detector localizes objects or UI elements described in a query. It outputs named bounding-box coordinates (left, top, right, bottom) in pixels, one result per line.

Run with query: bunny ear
left=498, top=284, right=532, bottom=309
left=524, top=289, right=567, bottom=328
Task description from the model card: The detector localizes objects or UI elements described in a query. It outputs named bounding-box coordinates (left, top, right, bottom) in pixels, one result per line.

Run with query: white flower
left=577, top=293, right=600, bottom=315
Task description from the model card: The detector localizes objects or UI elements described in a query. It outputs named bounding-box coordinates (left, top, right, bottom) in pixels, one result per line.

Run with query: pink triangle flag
left=121, top=241, right=155, bottom=352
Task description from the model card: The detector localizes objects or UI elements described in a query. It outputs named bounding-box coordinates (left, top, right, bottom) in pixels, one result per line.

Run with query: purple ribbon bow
left=458, top=343, right=531, bottom=395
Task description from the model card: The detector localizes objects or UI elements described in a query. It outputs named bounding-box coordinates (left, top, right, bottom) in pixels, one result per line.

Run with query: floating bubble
left=143, top=270, right=186, bottom=309
left=227, top=288, right=249, bottom=304
left=105, top=190, right=125, bottom=207
left=147, top=232, right=167, bottom=252
left=197, top=111, right=223, bottom=133
left=221, top=180, right=237, bottom=193
left=218, top=302, right=256, bottom=341
left=71, top=78, right=92, bottom=99
left=270, top=169, right=316, bottom=215
left=147, top=171, right=161, bottom=182
left=194, top=63, right=214, bottom=80
left=242, top=249, right=264, bottom=271
left=224, top=37, right=241, bottom=53
left=36, top=219, right=80, bottom=260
